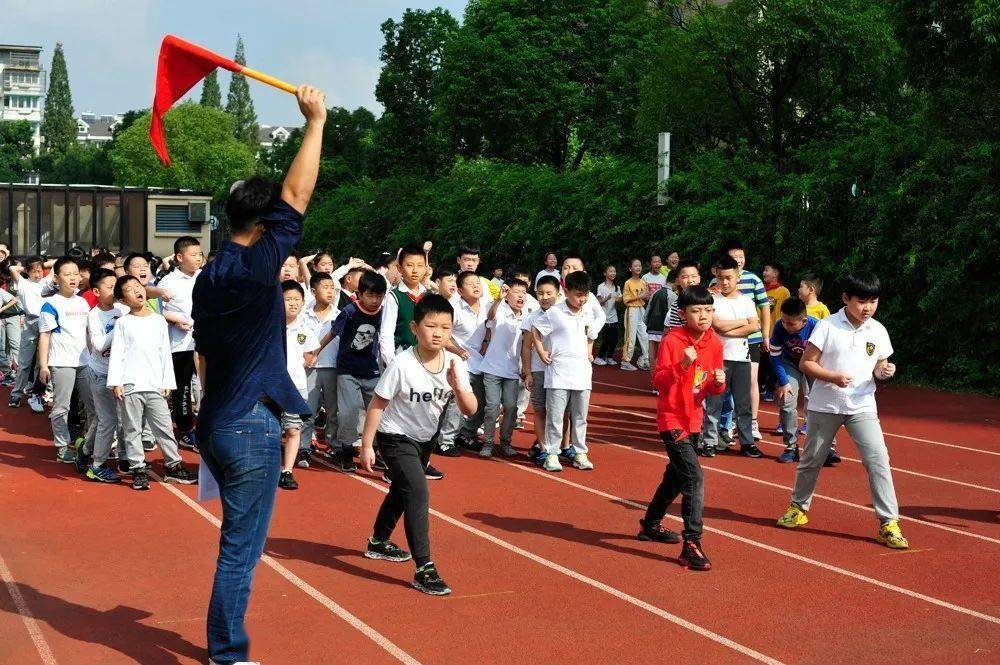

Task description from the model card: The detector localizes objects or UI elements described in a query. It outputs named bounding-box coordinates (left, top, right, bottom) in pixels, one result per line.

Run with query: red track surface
left=2, top=370, right=998, bottom=664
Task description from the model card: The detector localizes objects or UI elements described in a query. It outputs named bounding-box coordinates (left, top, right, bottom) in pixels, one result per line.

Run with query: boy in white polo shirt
left=7, top=256, right=52, bottom=410
left=777, top=273, right=908, bottom=549
left=278, top=281, right=320, bottom=490
left=521, top=275, right=561, bottom=464
left=451, top=271, right=489, bottom=453
left=477, top=279, right=529, bottom=458
left=532, top=270, right=602, bottom=472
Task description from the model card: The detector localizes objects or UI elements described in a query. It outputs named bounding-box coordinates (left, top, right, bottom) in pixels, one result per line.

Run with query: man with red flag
left=192, top=85, right=326, bottom=665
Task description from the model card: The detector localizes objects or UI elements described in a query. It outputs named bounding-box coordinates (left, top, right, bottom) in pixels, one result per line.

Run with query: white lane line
left=495, top=460, right=1000, bottom=627
left=592, top=379, right=1000, bottom=457
left=323, top=460, right=785, bottom=665
left=0, top=549, right=58, bottom=665
left=149, top=473, right=422, bottom=665
left=588, top=401, right=1000, bottom=494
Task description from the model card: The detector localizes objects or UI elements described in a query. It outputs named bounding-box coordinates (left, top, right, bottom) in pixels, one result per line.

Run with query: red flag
left=150, top=35, right=241, bottom=166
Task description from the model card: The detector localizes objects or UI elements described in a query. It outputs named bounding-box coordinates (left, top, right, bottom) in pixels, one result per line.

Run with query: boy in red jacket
left=638, top=285, right=726, bottom=571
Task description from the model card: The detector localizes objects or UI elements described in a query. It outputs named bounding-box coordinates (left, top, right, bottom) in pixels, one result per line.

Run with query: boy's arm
left=652, top=337, right=684, bottom=391
left=531, top=327, right=552, bottom=365
left=359, top=396, right=389, bottom=472
left=519, top=334, right=533, bottom=381
left=447, top=360, right=477, bottom=416
left=379, top=292, right=398, bottom=367
left=106, top=323, right=126, bottom=390
left=36, top=331, right=52, bottom=383
left=755, top=280, right=772, bottom=351
left=799, top=342, right=851, bottom=386
left=0, top=296, right=18, bottom=315
left=160, top=320, right=176, bottom=392
left=298, top=254, right=317, bottom=284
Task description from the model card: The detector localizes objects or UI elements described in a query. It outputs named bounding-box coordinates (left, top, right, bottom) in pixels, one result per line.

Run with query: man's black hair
left=675, top=259, right=700, bottom=274
left=780, top=297, right=808, bottom=317
left=564, top=270, right=591, bottom=293
left=413, top=293, right=454, bottom=323
left=457, top=244, right=480, bottom=257
left=677, top=285, right=714, bottom=309
left=89, top=267, right=116, bottom=288
left=310, top=271, right=334, bottom=289
left=712, top=254, right=739, bottom=272
left=398, top=244, right=426, bottom=264
left=536, top=275, right=560, bottom=291
left=225, top=176, right=281, bottom=234
left=841, top=272, right=881, bottom=300
left=281, top=279, right=304, bottom=297
left=52, top=256, right=79, bottom=276
left=721, top=239, right=744, bottom=253
left=113, top=275, right=141, bottom=300
left=357, top=269, right=388, bottom=297
left=507, top=278, right=529, bottom=290
left=173, top=236, right=201, bottom=255
left=433, top=266, right=456, bottom=281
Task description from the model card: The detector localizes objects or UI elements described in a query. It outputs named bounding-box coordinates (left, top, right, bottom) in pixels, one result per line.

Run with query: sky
left=1, top=0, right=467, bottom=126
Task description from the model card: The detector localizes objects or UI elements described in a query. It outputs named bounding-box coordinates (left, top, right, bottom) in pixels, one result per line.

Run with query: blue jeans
left=720, top=388, right=734, bottom=431
left=200, top=402, right=281, bottom=665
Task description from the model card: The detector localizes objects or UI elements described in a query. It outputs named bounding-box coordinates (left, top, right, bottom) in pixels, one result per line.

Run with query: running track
left=1, top=370, right=998, bottom=664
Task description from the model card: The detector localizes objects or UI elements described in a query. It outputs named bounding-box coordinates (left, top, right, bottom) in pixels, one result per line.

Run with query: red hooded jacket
left=652, top=325, right=726, bottom=438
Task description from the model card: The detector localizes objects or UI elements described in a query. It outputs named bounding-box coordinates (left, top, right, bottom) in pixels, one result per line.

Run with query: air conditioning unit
left=188, top=201, right=210, bottom=223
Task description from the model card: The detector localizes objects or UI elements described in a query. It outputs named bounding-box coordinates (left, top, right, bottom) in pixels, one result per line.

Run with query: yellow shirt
left=623, top=277, right=648, bottom=308
left=807, top=301, right=831, bottom=319
left=766, top=285, right=790, bottom=319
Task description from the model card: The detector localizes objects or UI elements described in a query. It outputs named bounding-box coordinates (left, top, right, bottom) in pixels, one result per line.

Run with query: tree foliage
left=40, top=43, right=76, bottom=154
left=225, top=35, right=260, bottom=150
left=0, top=121, right=35, bottom=181
left=200, top=70, right=223, bottom=109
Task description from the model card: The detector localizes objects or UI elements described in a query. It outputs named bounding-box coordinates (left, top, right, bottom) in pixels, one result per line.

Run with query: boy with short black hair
left=759, top=261, right=790, bottom=402
left=360, top=294, right=477, bottom=596
left=456, top=244, right=499, bottom=304
left=665, top=260, right=702, bottom=331
left=478, top=278, right=529, bottom=458
left=777, top=273, right=908, bottom=550
left=300, top=270, right=340, bottom=461
left=450, top=271, right=489, bottom=455
left=769, top=297, right=820, bottom=463
left=640, top=285, right=725, bottom=571
left=278, top=281, right=320, bottom=490
left=8, top=256, right=50, bottom=410
left=798, top=273, right=831, bottom=320
left=379, top=244, right=429, bottom=368
left=521, top=275, right=561, bottom=464
left=433, top=266, right=457, bottom=300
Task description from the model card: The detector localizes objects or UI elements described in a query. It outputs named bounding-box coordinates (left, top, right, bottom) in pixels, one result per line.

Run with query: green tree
left=371, top=8, right=459, bottom=175
left=200, top=70, right=222, bottom=109
left=108, top=102, right=255, bottom=199
left=225, top=35, right=260, bottom=149
left=0, top=121, right=35, bottom=181
left=40, top=42, right=76, bottom=154
left=33, top=142, right=114, bottom=185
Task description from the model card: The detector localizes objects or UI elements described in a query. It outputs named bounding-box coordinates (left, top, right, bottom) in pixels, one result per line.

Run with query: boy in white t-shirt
left=595, top=265, right=621, bottom=365
left=521, top=275, right=561, bottom=464
left=299, top=271, right=339, bottom=461
left=359, top=294, right=477, bottom=596
left=478, top=279, right=529, bottom=458
left=107, top=276, right=197, bottom=491
left=531, top=271, right=602, bottom=472
left=7, top=256, right=52, bottom=410
left=452, top=271, right=489, bottom=453
left=37, top=258, right=94, bottom=465
left=778, top=273, right=908, bottom=549
left=701, top=255, right=762, bottom=458
left=278, top=281, right=320, bottom=490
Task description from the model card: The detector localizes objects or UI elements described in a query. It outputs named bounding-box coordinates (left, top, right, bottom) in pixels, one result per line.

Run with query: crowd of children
left=0, top=237, right=908, bottom=589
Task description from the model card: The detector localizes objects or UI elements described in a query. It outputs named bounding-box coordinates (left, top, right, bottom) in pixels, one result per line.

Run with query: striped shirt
left=710, top=270, right=769, bottom=344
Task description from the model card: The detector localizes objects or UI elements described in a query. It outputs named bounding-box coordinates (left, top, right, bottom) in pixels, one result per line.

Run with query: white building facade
left=0, top=44, right=46, bottom=152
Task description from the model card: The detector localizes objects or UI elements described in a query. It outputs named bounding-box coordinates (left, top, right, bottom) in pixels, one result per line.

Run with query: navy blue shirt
left=768, top=316, right=819, bottom=387
left=192, top=199, right=310, bottom=439
left=332, top=303, right=382, bottom=380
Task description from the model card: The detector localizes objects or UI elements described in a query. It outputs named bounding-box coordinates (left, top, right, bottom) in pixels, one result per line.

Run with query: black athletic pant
left=597, top=321, right=620, bottom=359
left=372, top=431, right=432, bottom=567
left=644, top=429, right=704, bottom=542
left=171, top=350, right=195, bottom=433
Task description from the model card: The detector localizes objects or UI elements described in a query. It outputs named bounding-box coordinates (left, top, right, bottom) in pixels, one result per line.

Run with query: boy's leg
left=729, top=361, right=754, bottom=448
left=701, top=390, right=723, bottom=451
left=88, top=371, right=118, bottom=467
left=336, top=374, right=365, bottom=454
left=516, top=381, right=529, bottom=421
left=318, top=368, right=339, bottom=451
left=458, top=373, right=486, bottom=440
left=636, top=313, right=650, bottom=366
left=544, top=389, right=569, bottom=457
left=719, top=389, right=734, bottom=435
left=568, top=389, right=591, bottom=454
left=790, top=411, right=842, bottom=510
left=280, top=416, right=301, bottom=472
left=749, top=345, right=761, bottom=421
left=780, top=361, right=802, bottom=447
left=844, top=413, right=899, bottom=522
left=661, top=432, right=704, bottom=541
left=372, top=434, right=432, bottom=567
left=145, top=392, right=184, bottom=466
left=621, top=308, right=636, bottom=364
left=119, top=394, right=148, bottom=469
left=48, top=367, right=77, bottom=450
left=11, top=321, right=38, bottom=399
left=78, top=367, right=98, bottom=454
left=170, top=350, right=196, bottom=434
left=530, top=371, right=547, bottom=449
left=299, top=368, right=320, bottom=452
left=4, top=317, right=21, bottom=376
left=481, top=373, right=503, bottom=446
left=498, top=377, right=520, bottom=446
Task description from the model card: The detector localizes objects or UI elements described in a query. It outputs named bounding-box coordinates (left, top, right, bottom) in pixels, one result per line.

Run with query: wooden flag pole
left=238, top=66, right=298, bottom=94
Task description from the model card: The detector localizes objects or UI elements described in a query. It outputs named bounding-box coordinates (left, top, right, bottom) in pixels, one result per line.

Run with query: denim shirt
left=192, top=199, right=310, bottom=439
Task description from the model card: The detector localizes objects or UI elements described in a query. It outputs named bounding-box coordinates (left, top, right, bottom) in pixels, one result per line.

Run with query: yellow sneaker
left=876, top=520, right=909, bottom=549
left=777, top=503, right=809, bottom=528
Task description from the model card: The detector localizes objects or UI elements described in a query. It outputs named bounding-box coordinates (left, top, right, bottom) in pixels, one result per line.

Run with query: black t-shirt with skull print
left=331, top=302, right=383, bottom=380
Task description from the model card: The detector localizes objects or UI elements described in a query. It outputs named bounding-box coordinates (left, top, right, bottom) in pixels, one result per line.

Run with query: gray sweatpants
left=702, top=360, right=752, bottom=450
left=791, top=410, right=899, bottom=522
left=516, top=382, right=529, bottom=420
left=483, top=373, right=520, bottom=446
left=87, top=369, right=121, bottom=466
left=336, top=373, right=377, bottom=451
left=439, top=400, right=461, bottom=450
left=49, top=366, right=92, bottom=449
left=778, top=360, right=813, bottom=447
left=11, top=318, right=39, bottom=399
left=120, top=390, right=182, bottom=470
left=459, top=372, right=487, bottom=439
left=0, top=316, right=21, bottom=376
left=545, top=388, right=591, bottom=456
left=301, top=367, right=338, bottom=451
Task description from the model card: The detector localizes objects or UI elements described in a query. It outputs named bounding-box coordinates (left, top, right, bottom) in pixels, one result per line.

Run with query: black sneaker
left=339, top=450, right=357, bottom=473
left=637, top=519, right=682, bottom=544
left=279, top=470, right=299, bottom=490
left=679, top=539, right=711, bottom=571
left=177, top=430, right=199, bottom=452
left=436, top=444, right=461, bottom=457
left=824, top=449, right=842, bottom=466
left=740, top=444, right=764, bottom=458
left=364, top=538, right=411, bottom=562
left=7, top=396, right=21, bottom=408
left=698, top=444, right=716, bottom=458
left=424, top=464, right=444, bottom=480
left=132, top=468, right=150, bottom=491
left=142, top=439, right=156, bottom=452
left=117, top=459, right=133, bottom=475
left=719, top=429, right=733, bottom=445
left=413, top=563, right=451, bottom=595
left=373, top=453, right=388, bottom=471
left=295, top=449, right=311, bottom=469
left=163, top=462, right=197, bottom=484
left=455, top=434, right=481, bottom=452
left=74, top=438, right=91, bottom=474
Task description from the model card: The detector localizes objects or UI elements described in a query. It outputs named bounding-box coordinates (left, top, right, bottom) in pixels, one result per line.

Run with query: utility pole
left=657, top=132, right=670, bottom=205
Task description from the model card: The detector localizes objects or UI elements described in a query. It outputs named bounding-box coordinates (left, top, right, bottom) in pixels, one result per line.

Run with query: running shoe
left=697, top=444, right=716, bottom=458
left=619, top=362, right=638, bottom=372
left=751, top=420, right=763, bottom=441
left=876, top=520, right=909, bottom=549
left=8, top=395, right=21, bottom=408
left=339, top=450, right=357, bottom=473
left=679, top=540, right=711, bottom=571
left=777, top=503, right=809, bottom=528
left=28, top=394, right=45, bottom=413
left=424, top=464, right=444, bottom=480
left=132, top=468, right=150, bottom=491
left=720, top=428, right=734, bottom=445
left=774, top=422, right=785, bottom=435
left=177, top=430, right=199, bottom=452
left=543, top=454, right=563, bottom=472
left=74, top=437, right=90, bottom=473
left=637, top=519, right=681, bottom=544
left=593, top=357, right=607, bottom=366
left=573, top=453, right=594, bottom=470
left=56, top=446, right=75, bottom=464
left=435, top=443, right=461, bottom=457
left=777, top=446, right=799, bottom=463
left=528, top=441, right=545, bottom=466
left=142, top=439, right=156, bottom=452
left=515, top=417, right=526, bottom=430
left=498, top=443, right=518, bottom=458
left=798, top=423, right=808, bottom=435
left=605, top=358, right=617, bottom=366
left=824, top=449, right=842, bottom=466
left=762, top=389, right=775, bottom=402
left=117, top=459, right=133, bottom=475
left=479, top=442, right=494, bottom=458
left=740, top=444, right=764, bottom=458
left=86, top=465, right=121, bottom=484
left=163, top=462, right=197, bottom=484
left=413, top=563, right=451, bottom=596
left=559, top=446, right=577, bottom=463
left=278, top=470, right=299, bottom=490
left=295, top=449, right=311, bottom=469
left=364, top=538, right=411, bottom=562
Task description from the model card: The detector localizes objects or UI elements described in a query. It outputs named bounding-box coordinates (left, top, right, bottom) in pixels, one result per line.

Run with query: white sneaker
left=573, top=453, right=594, bottom=470
left=543, top=454, right=563, bottom=472
left=751, top=420, right=762, bottom=441
left=605, top=358, right=617, bottom=366
left=28, top=395, right=45, bottom=413
left=636, top=359, right=650, bottom=371
left=619, top=362, right=638, bottom=372
left=593, top=357, right=606, bottom=366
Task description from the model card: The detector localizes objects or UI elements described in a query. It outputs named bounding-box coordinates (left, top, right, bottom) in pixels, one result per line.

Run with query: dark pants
left=200, top=403, right=281, bottom=665
left=171, top=350, right=195, bottom=433
left=597, top=321, right=620, bottom=359
left=373, top=431, right=432, bottom=567
left=644, top=430, right=704, bottom=542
